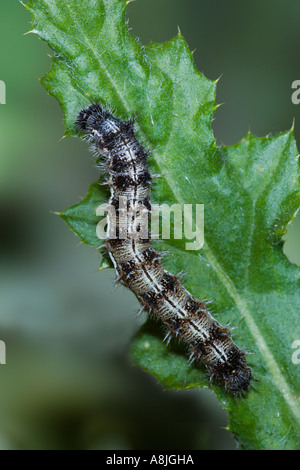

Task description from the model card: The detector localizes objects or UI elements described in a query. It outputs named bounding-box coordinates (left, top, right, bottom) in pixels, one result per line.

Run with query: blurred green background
left=0, top=0, right=299, bottom=450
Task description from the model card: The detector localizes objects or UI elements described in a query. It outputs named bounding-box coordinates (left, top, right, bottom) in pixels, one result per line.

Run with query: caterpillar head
left=76, top=104, right=133, bottom=148
left=210, top=350, right=253, bottom=395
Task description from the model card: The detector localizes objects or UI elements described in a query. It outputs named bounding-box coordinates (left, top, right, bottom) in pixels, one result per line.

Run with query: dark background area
left=0, top=0, right=299, bottom=449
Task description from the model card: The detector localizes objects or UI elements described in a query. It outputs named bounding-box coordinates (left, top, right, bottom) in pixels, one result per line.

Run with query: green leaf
left=60, top=182, right=108, bottom=248
left=25, top=0, right=300, bottom=449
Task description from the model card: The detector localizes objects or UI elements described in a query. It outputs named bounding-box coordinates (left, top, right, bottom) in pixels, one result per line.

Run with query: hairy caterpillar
left=76, top=103, right=253, bottom=394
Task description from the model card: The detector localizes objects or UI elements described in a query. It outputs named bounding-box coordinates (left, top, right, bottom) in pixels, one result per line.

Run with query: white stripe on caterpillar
left=76, top=104, right=253, bottom=394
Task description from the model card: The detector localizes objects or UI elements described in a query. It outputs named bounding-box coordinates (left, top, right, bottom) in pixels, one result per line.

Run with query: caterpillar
left=76, top=103, right=253, bottom=394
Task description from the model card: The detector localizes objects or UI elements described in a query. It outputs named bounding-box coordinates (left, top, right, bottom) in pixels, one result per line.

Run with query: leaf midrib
left=64, top=0, right=131, bottom=114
